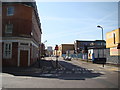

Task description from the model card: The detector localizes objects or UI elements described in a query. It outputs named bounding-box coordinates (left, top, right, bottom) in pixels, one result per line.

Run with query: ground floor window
left=3, top=42, right=12, bottom=59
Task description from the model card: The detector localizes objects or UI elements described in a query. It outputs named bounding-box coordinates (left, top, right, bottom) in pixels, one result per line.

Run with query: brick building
left=74, top=40, right=106, bottom=53
left=46, top=46, right=53, bottom=56
left=2, top=2, right=42, bottom=67
left=57, top=44, right=74, bottom=57
left=41, top=43, right=45, bottom=57
left=74, top=40, right=106, bottom=59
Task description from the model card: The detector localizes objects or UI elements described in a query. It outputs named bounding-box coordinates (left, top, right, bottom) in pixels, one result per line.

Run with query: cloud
left=42, top=16, right=99, bottom=26
left=43, top=26, right=97, bottom=40
left=43, top=16, right=96, bottom=21
left=42, top=10, right=118, bottom=25
left=97, top=11, right=118, bottom=23
left=43, top=16, right=63, bottom=21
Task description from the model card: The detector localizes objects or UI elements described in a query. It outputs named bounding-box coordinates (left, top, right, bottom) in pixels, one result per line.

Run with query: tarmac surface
left=1, top=57, right=119, bottom=88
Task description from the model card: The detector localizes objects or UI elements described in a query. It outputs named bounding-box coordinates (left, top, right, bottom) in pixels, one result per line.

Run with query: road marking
left=99, top=71, right=106, bottom=74
left=66, top=71, right=72, bottom=74
left=43, top=71, right=49, bottom=74
left=92, top=76, right=107, bottom=79
left=40, top=74, right=53, bottom=77
left=72, top=68, right=75, bottom=71
left=82, top=72, right=86, bottom=73
left=58, top=71, right=64, bottom=74
left=88, top=69, right=94, bottom=71
left=50, top=71, right=56, bottom=74
left=92, top=71, right=99, bottom=73
left=75, top=71, right=81, bottom=74
left=77, top=68, right=81, bottom=70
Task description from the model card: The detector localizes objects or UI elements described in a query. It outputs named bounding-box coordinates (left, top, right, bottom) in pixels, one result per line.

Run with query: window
left=7, top=7, right=14, bottom=16
left=5, top=24, right=13, bottom=34
left=3, top=43, right=12, bottom=59
left=113, top=33, right=116, bottom=44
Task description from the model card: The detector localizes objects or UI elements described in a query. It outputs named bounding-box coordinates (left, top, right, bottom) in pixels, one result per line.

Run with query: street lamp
left=97, top=25, right=103, bottom=40
left=44, top=40, right=47, bottom=44
left=97, top=25, right=105, bottom=67
left=39, top=40, right=47, bottom=68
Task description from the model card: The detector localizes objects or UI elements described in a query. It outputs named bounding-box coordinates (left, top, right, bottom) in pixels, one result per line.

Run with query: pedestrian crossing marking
left=43, top=71, right=49, bottom=74
left=58, top=71, right=64, bottom=74
left=50, top=71, right=57, bottom=73
left=75, top=71, right=81, bottom=74
left=92, top=76, right=107, bottom=79
left=66, top=71, right=72, bottom=74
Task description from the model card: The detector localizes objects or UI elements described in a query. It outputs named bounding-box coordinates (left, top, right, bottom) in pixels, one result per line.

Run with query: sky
left=36, top=2, right=118, bottom=48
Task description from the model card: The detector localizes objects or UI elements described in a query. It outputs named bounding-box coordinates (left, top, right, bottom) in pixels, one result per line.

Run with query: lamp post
left=39, top=40, right=47, bottom=68
left=97, top=25, right=105, bottom=67
left=97, top=25, right=103, bottom=40
left=55, top=45, right=58, bottom=69
left=43, top=40, right=47, bottom=56
left=38, top=42, right=41, bottom=68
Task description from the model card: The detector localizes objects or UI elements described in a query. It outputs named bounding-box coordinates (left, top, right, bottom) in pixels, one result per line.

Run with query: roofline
left=106, top=28, right=119, bottom=34
left=75, top=40, right=106, bottom=42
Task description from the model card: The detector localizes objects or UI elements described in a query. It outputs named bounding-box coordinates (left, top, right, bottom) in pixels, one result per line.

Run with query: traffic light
left=55, top=45, right=58, bottom=50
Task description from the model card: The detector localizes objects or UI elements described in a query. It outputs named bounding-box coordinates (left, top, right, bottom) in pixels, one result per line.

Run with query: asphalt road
left=1, top=57, right=119, bottom=88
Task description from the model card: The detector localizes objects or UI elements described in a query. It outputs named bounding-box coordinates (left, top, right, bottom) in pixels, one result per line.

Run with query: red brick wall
left=30, top=44, right=38, bottom=65
left=2, top=4, right=32, bottom=37
left=32, top=11, right=41, bottom=43
left=2, top=3, right=42, bottom=67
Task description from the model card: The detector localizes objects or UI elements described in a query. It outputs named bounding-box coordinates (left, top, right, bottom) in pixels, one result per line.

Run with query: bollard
left=103, top=63, right=104, bottom=67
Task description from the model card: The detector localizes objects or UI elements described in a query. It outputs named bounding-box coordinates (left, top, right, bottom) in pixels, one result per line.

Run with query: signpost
left=55, top=45, right=58, bottom=69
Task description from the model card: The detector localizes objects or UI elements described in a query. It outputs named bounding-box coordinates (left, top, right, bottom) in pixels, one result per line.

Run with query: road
left=2, top=57, right=119, bottom=88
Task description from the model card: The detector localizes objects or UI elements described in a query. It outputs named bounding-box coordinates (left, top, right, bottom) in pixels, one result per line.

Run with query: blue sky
left=36, top=2, right=118, bottom=48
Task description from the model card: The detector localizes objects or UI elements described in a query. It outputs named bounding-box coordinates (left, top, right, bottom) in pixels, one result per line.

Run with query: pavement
left=63, top=57, right=119, bottom=72
left=2, top=59, right=54, bottom=77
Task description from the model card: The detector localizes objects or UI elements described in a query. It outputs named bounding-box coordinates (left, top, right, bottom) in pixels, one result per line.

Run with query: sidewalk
left=2, top=59, right=55, bottom=76
left=71, top=58, right=119, bottom=72
left=72, top=58, right=119, bottom=67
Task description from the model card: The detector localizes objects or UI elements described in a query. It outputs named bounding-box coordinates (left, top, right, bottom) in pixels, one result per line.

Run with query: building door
left=20, top=50, right=28, bottom=67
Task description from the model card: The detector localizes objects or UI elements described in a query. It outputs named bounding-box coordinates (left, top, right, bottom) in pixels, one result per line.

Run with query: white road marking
left=88, top=69, right=94, bottom=71
left=40, top=74, right=53, bottom=77
left=66, top=71, right=72, bottom=74
left=43, top=71, right=49, bottom=74
left=50, top=71, right=56, bottom=73
left=92, top=76, right=107, bottom=79
left=58, top=71, right=64, bottom=74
